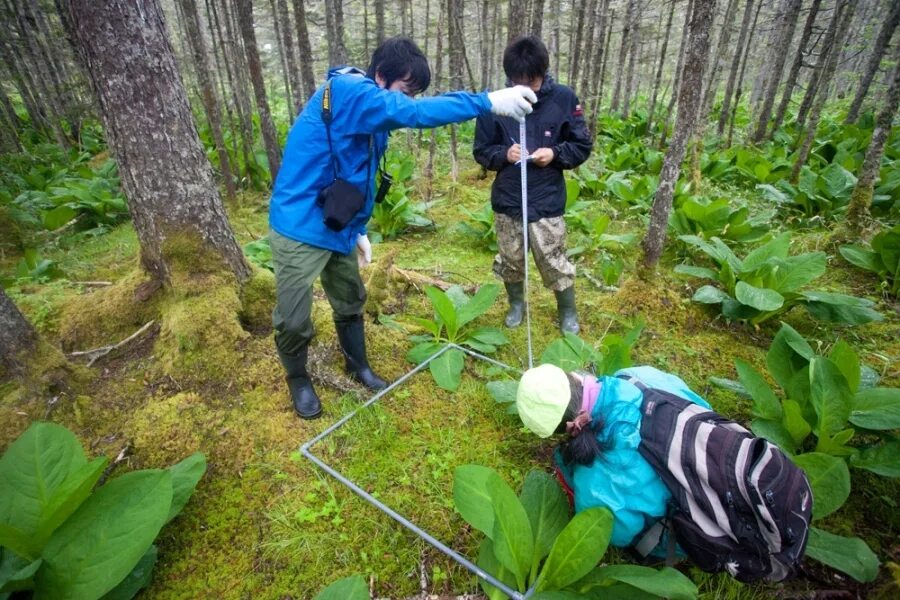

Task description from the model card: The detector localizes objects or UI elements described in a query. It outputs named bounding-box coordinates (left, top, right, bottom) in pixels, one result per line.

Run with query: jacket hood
left=327, top=66, right=367, bottom=80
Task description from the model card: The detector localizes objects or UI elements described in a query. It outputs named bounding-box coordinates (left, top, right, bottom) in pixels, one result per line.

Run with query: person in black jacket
left=473, top=35, right=593, bottom=334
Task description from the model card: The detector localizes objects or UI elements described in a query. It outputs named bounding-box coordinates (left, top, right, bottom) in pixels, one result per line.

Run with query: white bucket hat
left=516, top=364, right=570, bottom=438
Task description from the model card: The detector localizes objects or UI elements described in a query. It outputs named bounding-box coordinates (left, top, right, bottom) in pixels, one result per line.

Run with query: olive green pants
left=270, top=230, right=366, bottom=356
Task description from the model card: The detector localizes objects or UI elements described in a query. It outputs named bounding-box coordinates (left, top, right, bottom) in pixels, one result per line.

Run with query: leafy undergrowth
left=1, top=147, right=898, bottom=599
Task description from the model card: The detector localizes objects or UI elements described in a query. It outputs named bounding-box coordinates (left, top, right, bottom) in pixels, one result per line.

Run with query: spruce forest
left=0, top=0, right=898, bottom=599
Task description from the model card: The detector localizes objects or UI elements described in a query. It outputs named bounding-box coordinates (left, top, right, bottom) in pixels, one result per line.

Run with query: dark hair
left=558, top=372, right=607, bottom=466
left=503, top=35, right=550, bottom=83
left=366, top=36, right=431, bottom=94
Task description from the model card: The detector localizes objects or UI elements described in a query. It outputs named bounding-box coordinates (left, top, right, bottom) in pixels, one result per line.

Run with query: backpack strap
left=634, top=520, right=665, bottom=558
left=320, top=77, right=374, bottom=193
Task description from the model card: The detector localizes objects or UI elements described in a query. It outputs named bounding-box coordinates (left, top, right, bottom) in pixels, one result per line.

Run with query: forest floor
left=1, top=147, right=898, bottom=600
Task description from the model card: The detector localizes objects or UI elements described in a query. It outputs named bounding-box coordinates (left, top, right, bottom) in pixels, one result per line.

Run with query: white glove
left=356, top=234, right=372, bottom=268
left=488, top=85, right=537, bottom=123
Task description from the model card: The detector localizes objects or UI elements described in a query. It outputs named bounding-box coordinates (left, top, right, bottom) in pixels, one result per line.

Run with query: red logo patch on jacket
left=573, top=104, right=584, bottom=117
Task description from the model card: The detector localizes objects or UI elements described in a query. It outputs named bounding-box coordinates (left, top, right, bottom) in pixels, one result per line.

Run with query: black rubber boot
left=335, top=317, right=388, bottom=391
left=554, top=286, right=580, bottom=334
left=504, top=281, right=525, bottom=328
left=277, top=345, right=322, bottom=419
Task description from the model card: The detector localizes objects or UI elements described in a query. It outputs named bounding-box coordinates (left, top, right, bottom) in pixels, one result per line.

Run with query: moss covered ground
left=1, top=141, right=898, bottom=600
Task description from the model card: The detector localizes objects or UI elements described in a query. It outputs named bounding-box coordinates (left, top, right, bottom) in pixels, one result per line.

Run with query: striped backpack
left=627, top=378, right=813, bottom=583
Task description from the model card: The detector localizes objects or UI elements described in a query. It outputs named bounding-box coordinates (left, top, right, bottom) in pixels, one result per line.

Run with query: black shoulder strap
left=321, top=76, right=375, bottom=192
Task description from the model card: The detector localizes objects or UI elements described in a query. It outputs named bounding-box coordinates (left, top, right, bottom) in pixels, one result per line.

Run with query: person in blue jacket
left=515, top=363, right=710, bottom=552
left=270, top=37, right=537, bottom=419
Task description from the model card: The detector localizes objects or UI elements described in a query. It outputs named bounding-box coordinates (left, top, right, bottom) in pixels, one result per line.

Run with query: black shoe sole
left=296, top=407, right=323, bottom=420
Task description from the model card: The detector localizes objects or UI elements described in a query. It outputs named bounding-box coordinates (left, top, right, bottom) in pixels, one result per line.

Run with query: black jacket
left=473, top=75, right=593, bottom=222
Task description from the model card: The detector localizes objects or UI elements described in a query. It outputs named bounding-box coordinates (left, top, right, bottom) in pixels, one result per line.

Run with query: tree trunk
left=292, top=0, right=316, bottom=101
left=642, top=0, right=715, bottom=268
left=592, top=5, right=615, bottom=120
left=447, top=0, right=464, bottom=182
left=0, top=288, right=37, bottom=377
left=647, top=0, right=677, bottom=135
left=508, top=0, right=526, bottom=41
left=221, top=0, right=256, bottom=182
left=770, top=0, right=821, bottom=135
left=700, top=0, right=739, bottom=121
left=0, top=83, right=23, bottom=152
left=324, top=0, right=348, bottom=66
left=791, top=0, right=855, bottom=183
left=0, top=30, right=50, bottom=139
left=531, top=0, right=544, bottom=37
left=611, top=0, right=637, bottom=113
left=268, top=0, right=294, bottom=122
left=177, top=0, right=236, bottom=201
left=844, top=0, right=900, bottom=124
left=717, top=0, right=754, bottom=136
left=751, top=0, right=802, bottom=142
left=480, top=0, right=490, bottom=88
left=576, top=0, right=599, bottom=96
left=236, top=0, right=282, bottom=181
left=58, top=0, right=250, bottom=284
left=660, top=0, right=695, bottom=147
left=277, top=0, right=302, bottom=115
left=622, top=5, right=640, bottom=116
left=204, top=0, right=240, bottom=166
left=796, top=0, right=845, bottom=129
left=846, top=51, right=900, bottom=232
left=569, top=0, right=587, bottom=85
left=586, top=0, right=610, bottom=122
left=375, top=0, right=385, bottom=44
left=727, top=0, right=762, bottom=147
left=552, top=0, right=561, bottom=77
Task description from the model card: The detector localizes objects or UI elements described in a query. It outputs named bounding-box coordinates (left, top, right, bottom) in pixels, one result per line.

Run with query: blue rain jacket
left=269, top=67, right=492, bottom=255
left=556, top=366, right=710, bottom=548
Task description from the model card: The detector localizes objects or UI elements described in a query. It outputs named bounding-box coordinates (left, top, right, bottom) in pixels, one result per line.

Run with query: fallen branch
left=390, top=266, right=476, bottom=294
left=69, top=320, right=156, bottom=366
left=69, top=280, right=113, bottom=287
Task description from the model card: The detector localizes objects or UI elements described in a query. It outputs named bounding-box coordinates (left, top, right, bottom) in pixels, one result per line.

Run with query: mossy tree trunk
left=642, top=0, right=715, bottom=269
left=846, top=55, right=900, bottom=233
left=58, top=0, right=250, bottom=285
left=0, top=288, right=37, bottom=376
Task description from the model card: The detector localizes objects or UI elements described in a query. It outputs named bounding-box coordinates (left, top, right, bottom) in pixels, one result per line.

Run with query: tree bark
left=592, top=5, right=615, bottom=120
left=643, top=0, right=715, bottom=268
left=291, top=0, right=316, bottom=101
left=577, top=0, right=599, bottom=96
left=622, top=3, right=640, bottom=117
left=375, top=0, right=385, bottom=44
left=844, top=0, right=900, bottom=124
left=727, top=0, right=762, bottom=147
left=846, top=51, right=900, bottom=232
left=0, top=83, right=23, bottom=152
left=324, top=0, right=348, bottom=66
left=647, top=0, right=677, bottom=135
left=276, top=0, right=302, bottom=116
left=480, top=0, right=490, bottom=88
left=221, top=0, right=256, bottom=182
left=791, top=0, right=855, bottom=183
left=586, top=0, right=610, bottom=121
left=267, top=0, right=294, bottom=122
left=660, top=0, right=695, bottom=147
left=0, top=288, right=37, bottom=376
left=508, top=0, right=527, bottom=41
left=235, top=0, right=282, bottom=181
left=611, top=0, right=637, bottom=113
left=531, top=0, right=545, bottom=37
left=59, top=0, right=250, bottom=283
left=751, top=0, right=802, bottom=142
left=447, top=0, right=464, bottom=182
left=177, top=0, right=236, bottom=201
left=770, top=0, right=821, bottom=135
left=796, top=0, right=845, bottom=129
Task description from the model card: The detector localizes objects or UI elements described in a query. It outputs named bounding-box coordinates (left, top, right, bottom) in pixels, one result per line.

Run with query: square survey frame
left=299, top=343, right=535, bottom=600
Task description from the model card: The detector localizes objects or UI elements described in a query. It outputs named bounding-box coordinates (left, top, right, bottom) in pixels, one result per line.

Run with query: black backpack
left=624, top=377, right=813, bottom=583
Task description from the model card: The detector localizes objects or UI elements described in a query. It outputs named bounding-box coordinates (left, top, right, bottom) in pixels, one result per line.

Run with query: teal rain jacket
left=555, top=366, right=711, bottom=549
left=269, top=67, right=492, bottom=255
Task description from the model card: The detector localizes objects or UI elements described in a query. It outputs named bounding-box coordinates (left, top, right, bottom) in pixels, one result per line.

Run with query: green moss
left=239, top=266, right=275, bottom=333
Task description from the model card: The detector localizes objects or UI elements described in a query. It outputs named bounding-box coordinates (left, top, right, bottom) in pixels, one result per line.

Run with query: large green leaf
left=42, top=205, right=77, bottom=230
left=573, top=565, right=697, bottom=600
left=741, top=231, right=790, bottom=271
left=673, top=264, right=718, bottom=280
left=519, top=470, right=569, bottom=563
left=99, top=545, right=157, bottom=600
left=406, top=341, right=444, bottom=365
left=486, top=380, right=518, bottom=404
left=166, top=452, right=206, bottom=523
left=850, top=441, right=900, bottom=477
left=457, top=283, right=500, bottom=329
left=0, top=422, right=88, bottom=559
left=839, top=245, right=881, bottom=273
left=828, top=340, right=860, bottom=394
left=35, top=470, right=173, bottom=600
left=781, top=400, right=812, bottom=447
left=805, top=527, right=879, bottom=583
left=734, top=281, right=784, bottom=311
left=809, top=357, right=852, bottom=439
left=541, top=334, right=598, bottom=372
left=489, top=476, right=534, bottom=589
left=312, top=575, right=369, bottom=600
left=429, top=347, right=465, bottom=391
left=33, top=456, right=108, bottom=552
left=850, top=388, right=900, bottom=430
left=0, top=549, right=41, bottom=594
left=692, top=285, right=731, bottom=304
left=466, top=327, right=508, bottom=347
left=735, top=359, right=782, bottom=420
left=791, top=453, right=849, bottom=519
left=477, top=538, right=517, bottom=600
left=529, top=592, right=586, bottom=600
left=536, top=507, right=613, bottom=593
left=751, top=419, right=796, bottom=454
left=800, top=291, right=882, bottom=325
left=767, top=253, right=826, bottom=293
left=453, top=465, right=501, bottom=537
left=425, top=286, right=459, bottom=341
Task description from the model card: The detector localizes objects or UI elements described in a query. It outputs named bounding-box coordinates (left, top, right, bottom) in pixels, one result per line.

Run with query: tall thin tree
left=643, top=0, right=715, bottom=268
left=647, top=0, right=678, bottom=135
left=292, top=0, right=316, bottom=100
left=844, top=0, right=900, bottom=124
left=751, top=0, right=802, bottom=142
left=770, top=0, right=822, bottom=135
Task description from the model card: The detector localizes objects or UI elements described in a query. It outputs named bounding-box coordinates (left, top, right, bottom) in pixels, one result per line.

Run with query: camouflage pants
left=493, top=213, right=575, bottom=291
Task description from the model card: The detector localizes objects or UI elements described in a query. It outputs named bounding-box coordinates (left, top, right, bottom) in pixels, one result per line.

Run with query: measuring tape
left=519, top=120, right=534, bottom=369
